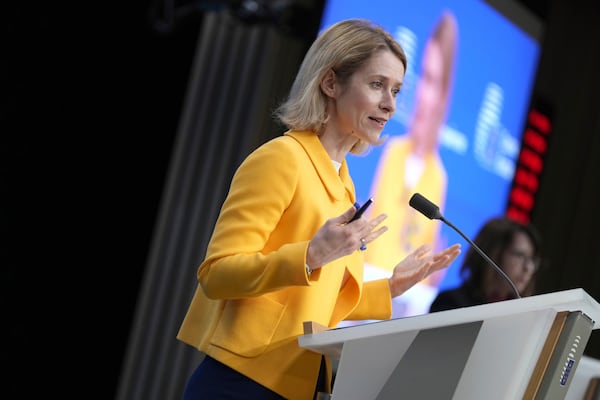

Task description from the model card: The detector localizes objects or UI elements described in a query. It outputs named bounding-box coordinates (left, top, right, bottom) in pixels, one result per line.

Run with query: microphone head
left=409, top=193, right=442, bottom=220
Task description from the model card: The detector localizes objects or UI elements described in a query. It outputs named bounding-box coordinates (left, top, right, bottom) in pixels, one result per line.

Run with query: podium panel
left=299, top=289, right=600, bottom=400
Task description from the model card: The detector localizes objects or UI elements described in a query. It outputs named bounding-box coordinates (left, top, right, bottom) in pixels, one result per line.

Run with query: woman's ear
left=320, top=69, right=337, bottom=98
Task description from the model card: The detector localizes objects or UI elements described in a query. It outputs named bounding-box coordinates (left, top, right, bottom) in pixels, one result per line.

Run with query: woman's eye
left=371, top=81, right=383, bottom=89
left=391, top=88, right=400, bottom=97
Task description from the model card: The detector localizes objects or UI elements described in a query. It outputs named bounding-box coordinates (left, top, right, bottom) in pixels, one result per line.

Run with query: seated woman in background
left=429, top=216, right=542, bottom=312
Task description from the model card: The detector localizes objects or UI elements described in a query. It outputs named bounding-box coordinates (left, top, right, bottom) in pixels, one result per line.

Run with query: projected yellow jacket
left=365, top=135, right=447, bottom=273
left=177, top=130, right=393, bottom=400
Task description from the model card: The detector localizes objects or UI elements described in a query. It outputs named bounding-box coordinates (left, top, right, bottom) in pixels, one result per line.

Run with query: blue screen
left=320, top=0, right=541, bottom=318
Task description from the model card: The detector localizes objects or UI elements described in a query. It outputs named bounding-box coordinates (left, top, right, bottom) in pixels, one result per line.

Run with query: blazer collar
left=284, top=130, right=356, bottom=202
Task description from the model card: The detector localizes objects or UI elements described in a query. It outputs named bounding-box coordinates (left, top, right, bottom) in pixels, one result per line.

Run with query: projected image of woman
left=365, top=11, right=458, bottom=292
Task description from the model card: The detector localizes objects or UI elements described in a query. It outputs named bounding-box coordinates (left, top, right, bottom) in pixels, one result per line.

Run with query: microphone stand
left=440, top=216, right=521, bottom=299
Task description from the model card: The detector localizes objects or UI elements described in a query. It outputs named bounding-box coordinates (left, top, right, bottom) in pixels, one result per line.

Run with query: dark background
left=3, top=0, right=199, bottom=395
left=5, top=0, right=598, bottom=398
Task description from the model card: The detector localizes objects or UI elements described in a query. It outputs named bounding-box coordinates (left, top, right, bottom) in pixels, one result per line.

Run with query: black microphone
left=409, top=192, right=521, bottom=299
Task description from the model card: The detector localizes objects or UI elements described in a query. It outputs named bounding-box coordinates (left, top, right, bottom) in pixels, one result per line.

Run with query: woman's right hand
left=305, top=205, right=388, bottom=271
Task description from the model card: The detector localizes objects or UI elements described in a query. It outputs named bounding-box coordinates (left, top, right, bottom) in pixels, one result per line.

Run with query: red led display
left=506, top=101, right=553, bottom=223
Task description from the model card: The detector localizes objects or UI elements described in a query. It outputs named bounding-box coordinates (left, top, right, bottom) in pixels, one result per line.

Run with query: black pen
left=349, top=198, right=373, bottom=222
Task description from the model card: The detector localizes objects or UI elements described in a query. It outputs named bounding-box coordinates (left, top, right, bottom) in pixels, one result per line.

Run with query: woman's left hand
left=388, top=243, right=461, bottom=298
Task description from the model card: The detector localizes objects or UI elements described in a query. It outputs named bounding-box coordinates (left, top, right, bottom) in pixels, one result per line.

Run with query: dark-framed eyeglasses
left=506, top=249, right=541, bottom=272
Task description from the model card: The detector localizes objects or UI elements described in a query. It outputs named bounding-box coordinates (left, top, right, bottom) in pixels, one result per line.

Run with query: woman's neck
left=318, top=129, right=356, bottom=163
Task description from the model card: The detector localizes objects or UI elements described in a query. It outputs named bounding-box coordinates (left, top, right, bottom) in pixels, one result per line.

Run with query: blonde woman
left=178, top=19, right=461, bottom=400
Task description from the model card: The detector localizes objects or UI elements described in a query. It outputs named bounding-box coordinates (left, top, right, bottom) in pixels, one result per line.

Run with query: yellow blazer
left=177, top=130, right=393, bottom=400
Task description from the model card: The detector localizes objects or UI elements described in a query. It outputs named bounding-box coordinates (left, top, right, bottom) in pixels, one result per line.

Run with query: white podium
left=299, top=289, right=600, bottom=400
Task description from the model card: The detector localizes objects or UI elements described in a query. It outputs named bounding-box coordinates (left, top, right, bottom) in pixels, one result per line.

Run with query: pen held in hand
left=349, top=198, right=373, bottom=222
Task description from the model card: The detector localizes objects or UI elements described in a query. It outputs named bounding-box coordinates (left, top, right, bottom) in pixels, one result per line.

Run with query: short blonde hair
left=274, top=19, right=407, bottom=154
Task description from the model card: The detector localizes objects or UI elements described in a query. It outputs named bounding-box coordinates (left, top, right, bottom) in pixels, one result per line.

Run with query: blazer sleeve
left=198, top=138, right=312, bottom=299
left=346, top=279, right=393, bottom=320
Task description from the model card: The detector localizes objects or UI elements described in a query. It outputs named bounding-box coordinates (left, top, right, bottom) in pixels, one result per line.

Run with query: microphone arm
left=409, top=193, right=521, bottom=299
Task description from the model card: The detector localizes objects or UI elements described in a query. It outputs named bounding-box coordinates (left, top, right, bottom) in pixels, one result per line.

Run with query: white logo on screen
left=393, top=26, right=417, bottom=126
left=474, top=82, right=520, bottom=180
